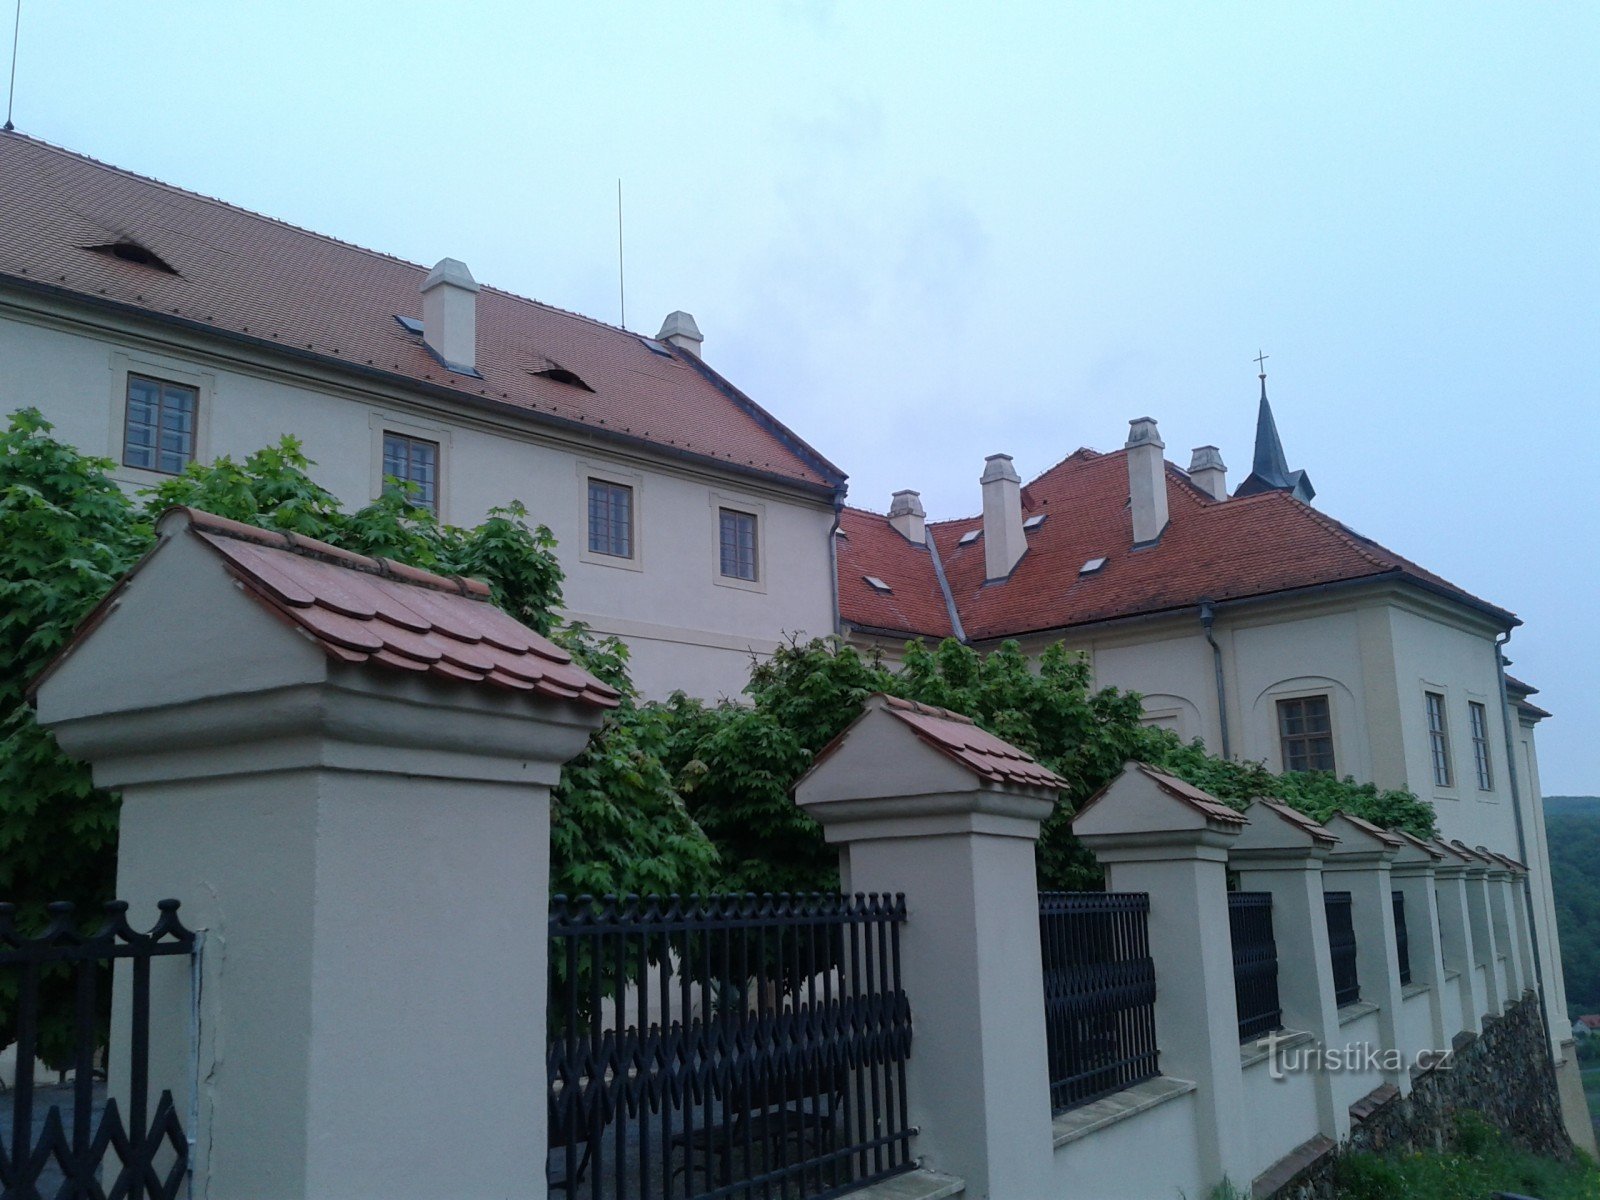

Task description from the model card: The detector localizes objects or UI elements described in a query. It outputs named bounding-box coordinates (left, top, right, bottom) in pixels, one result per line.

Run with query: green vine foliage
left=667, top=636, right=1437, bottom=894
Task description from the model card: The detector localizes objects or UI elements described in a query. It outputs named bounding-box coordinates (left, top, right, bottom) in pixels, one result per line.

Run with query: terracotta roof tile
left=1429, top=837, right=1474, bottom=864
left=1331, top=811, right=1404, bottom=849
left=1257, top=799, right=1340, bottom=846
left=0, top=132, right=841, bottom=493
left=176, top=507, right=618, bottom=707
left=878, top=694, right=1064, bottom=790
left=841, top=448, right=1516, bottom=640
left=1132, top=764, right=1249, bottom=825
left=1391, top=829, right=1445, bottom=861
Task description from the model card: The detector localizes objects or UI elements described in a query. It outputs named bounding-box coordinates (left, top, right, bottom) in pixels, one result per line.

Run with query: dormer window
left=1023, top=514, right=1047, bottom=530
left=958, top=530, right=981, bottom=546
left=864, top=576, right=892, bottom=594
left=86, top=239, right=178, bottom=275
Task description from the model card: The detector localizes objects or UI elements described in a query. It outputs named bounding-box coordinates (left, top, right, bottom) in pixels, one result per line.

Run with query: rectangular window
left=1426, top=691, right=1453, bottom=787
left=382, top=432, right=439, bottom=513
left=1469, top=701, right=1493, bottom=791
left=123, top=374, right=197, bottom=474
left=587, top=479, right=634, bottom=558
left=718, top=508, right=758, bottom=581
left=1277, top=695, right=1336, bottom=773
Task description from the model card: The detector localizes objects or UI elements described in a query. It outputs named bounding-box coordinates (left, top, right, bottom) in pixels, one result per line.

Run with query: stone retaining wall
left=1265, top=992, right=1572, bottom=1199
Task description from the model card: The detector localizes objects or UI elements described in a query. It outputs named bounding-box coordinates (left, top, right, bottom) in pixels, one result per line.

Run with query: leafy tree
left=1545, top=807, right=1600, bottom=1017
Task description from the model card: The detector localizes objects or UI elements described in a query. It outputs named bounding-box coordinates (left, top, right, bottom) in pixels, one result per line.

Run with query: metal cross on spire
left=1254, top=349, right=1269, bottom=377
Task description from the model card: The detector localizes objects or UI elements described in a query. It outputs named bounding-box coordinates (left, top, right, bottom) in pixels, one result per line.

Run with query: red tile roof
left=834, top=508, right=956, bottom=639
left=879, top=695, right=1064, bottom=790
left=179, top=507, right=619, bottom=707
left=0, top=132, right=842, bottom=494
left=840, top=447, right=1515, bottom=641
left=1075, top=761, right=1246, bottom=826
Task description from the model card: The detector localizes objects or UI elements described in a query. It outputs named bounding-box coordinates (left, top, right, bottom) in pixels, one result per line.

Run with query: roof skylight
left=958, top=530, right=981, bottom=546
left=864, top=576, right=892, bottom=593
left=1023, top=514, right=1047, bottom=530
left=394, top=315, right=424, bottom=334
left=1079, top=556, right=1108, bottom=576
left=638, top=337, right=674, bottom=358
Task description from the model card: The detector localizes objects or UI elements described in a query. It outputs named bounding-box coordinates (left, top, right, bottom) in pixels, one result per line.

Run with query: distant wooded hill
left=1545, top=797, right=1600, bottom=1019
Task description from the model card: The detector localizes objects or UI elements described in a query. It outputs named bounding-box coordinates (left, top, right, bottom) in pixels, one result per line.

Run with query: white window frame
left=577, top=461, right=644, bottom=573
left=1467, top=696, right=1495, bottom=793
left=1423, top=686, right=1456, bottom=792
left=709, top=491, right=766, bottom=593
left=107, top=350, right=214, bottom=485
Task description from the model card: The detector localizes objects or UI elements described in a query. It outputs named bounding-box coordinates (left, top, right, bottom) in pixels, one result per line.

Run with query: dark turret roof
left=1234, top=375, right=1314, bottom=502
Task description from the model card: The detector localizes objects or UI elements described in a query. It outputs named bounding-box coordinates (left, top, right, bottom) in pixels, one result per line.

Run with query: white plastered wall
left=0, top=298, right=837, bottom=702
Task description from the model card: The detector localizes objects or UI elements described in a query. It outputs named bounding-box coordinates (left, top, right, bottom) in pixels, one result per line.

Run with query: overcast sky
left=7, top=2, right=1596, bottom=791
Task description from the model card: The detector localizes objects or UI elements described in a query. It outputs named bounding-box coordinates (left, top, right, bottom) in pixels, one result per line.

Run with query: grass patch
left=1335, top=1111, right=1600, bottom=1200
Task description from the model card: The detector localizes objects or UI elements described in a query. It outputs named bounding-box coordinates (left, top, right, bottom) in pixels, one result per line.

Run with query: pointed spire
left=1233, top=356, right=1315, bottom=502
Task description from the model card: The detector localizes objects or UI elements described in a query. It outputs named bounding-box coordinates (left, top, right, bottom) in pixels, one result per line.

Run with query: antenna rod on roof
left=616, top=178, right=626, bottom=330
left=3, top=0, right=21, bottom=132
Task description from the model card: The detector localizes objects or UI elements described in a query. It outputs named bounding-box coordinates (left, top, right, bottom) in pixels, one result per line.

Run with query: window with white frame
left=123, top=374, right=197, bottom=474
left=382, top=431, right=440, bottom=513
left=718, top=508, right=758, bottom=581
left=587, top=479, right=634, bottom=559
left=1425, top=691, right=1453, bottom=787
left=1276, top=695, right=1335, bottom=773
left=1468, top=701, right=1493, bottom=791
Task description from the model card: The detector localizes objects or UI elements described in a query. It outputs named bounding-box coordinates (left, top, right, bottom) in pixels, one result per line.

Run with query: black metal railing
left=1, top=899, right=196, bottom=1200
left=547, top=893, right=914, bottom=1200
left=1325, top=891, right=1360, bottom=1006
left=1038, top=891, right=1159, bottom=1112
left=1392, top=891, right=1411, bottom=987
left=1228, top=892, right=1283, bottom=1042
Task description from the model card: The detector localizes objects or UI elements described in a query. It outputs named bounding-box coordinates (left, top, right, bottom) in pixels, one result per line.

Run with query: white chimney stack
left=657, top=311, right=703, bottom=358
left=887, top=490, right=926, bottom=544
left=1126, top=417, right=1170, bottom=546
left=980, top=454, right=1026, bottom=580
left=420, top=258, right=480, bottom=373
left=1188, top=445, right=1228, bottom=501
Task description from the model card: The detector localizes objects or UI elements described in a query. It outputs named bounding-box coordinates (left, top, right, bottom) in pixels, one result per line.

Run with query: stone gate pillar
left=793, top=693, right=1058, bottom=1200
left=34, top=508, right=614, bottom=1199
left=1231, top=799, right=1347, bottom=1141
left=1073, top=762, right=1251, bottom=1190
left=1390, top=830, right=1450, bottom=1054
left=1430, top=838, right=1486, bottom=1036
left=1323, top=813, right=1407, bottom=1093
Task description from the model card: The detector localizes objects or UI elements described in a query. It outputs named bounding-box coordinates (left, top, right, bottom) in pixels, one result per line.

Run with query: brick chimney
left=1126, top=418, right=1169, bottom=547
left=888, top=490, right=926, bottom=544
left=420, top=258, right=480, bottom=373
left=657, top=311, right=703, bottom=358
left=1188, top=446, right=1228, bottom=501
left=980, top=454, right=1025, bottom=580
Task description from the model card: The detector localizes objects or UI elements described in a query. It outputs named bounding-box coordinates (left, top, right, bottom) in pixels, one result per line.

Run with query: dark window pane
left=719, top=508, right=757, bottom=580
left=124, top=375, right=197, bottom=474
left=1277, top=696, right=1334, bottom=775
left=381, top=432, right=439, bottom=513
left=587, top=480, right=633, bottom=558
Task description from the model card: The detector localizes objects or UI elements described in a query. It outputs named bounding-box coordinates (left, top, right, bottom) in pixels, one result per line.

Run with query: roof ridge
left=1280, top=494, right=1397, bottom=572
left=2, top=129, right=657, bottom=346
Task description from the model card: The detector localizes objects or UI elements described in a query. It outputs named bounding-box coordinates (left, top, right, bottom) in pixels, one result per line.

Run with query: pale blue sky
left=7, top=2, right=1597, bottom=790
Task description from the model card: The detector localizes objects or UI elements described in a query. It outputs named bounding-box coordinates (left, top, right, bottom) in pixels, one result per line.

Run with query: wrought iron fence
left=1325, top=891, right=1360, bottom=1006
left=1, top=899, right=196, bottom=1200
left=1228, top=892, right=1283, bottom=1042
left=1038, top=891, right=1158, bottom=1112
left=547, top=893, right=914, bottom=1200
left=1392, top=891, right=1411, bottom=987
